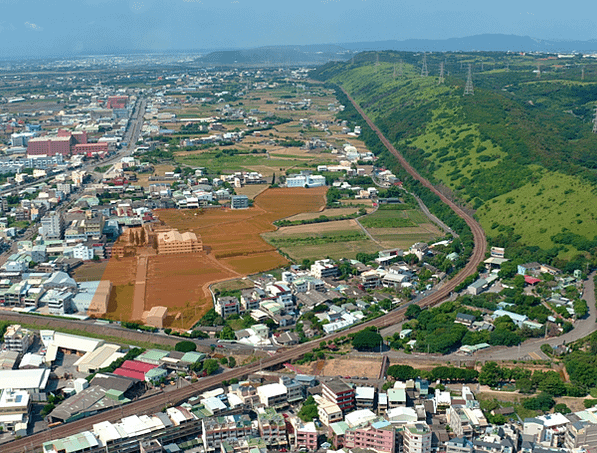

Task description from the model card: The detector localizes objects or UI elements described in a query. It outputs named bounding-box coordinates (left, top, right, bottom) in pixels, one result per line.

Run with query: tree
left=479, top=362, right=502, bottom=387
left=175, top=341, right=197, bottom=353
left=202, top=358, right=219, bottom=376
left=228, top=357, right=236, bottom=368
left=220, top=326, right=235, bottom=340
left=298, top=396, right=318, bottom=422
left=352, top=328, right=383, bottom=351
left=405, top=304, right=422, bottom=319
left=538, top=372, right=566, bottom=397
left=387, top=365, right=418, bottom=380
left=554, top=403, right=571, bottom=414
left=523, top=393, right=555, bottom=412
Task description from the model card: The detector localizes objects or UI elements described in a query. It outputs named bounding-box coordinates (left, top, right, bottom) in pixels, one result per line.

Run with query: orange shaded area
left=100, top=187, right=326, bottom=328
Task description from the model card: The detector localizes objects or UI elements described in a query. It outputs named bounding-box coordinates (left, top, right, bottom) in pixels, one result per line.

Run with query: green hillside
left=313, top=52, right=597, bottom=268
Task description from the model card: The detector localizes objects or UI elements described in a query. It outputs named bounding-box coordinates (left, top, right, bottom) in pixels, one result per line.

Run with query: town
left=0, top=59, right=595, bottom=453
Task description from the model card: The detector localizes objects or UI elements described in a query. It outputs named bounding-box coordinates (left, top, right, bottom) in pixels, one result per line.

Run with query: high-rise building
left=322, top=378, right=355, bottom=413
left=403, top=423, right=432, bottom=453
left=40, top=211, right=65, bottom=240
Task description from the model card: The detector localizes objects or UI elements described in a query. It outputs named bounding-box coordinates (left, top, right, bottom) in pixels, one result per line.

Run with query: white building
left=286, top=174, right=326, bottom=188
left=257, top=383, right=288, bottom=407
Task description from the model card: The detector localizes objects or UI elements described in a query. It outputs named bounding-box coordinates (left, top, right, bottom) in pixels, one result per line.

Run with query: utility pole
left=438, top=62, right=445, bottom=85
left=421, top=53, right=428, bottom=77
left=464, top=64, right=474, bottom=96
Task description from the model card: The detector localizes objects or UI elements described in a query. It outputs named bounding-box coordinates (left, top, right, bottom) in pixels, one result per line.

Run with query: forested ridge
left=313, top=51, right=597, bottom=270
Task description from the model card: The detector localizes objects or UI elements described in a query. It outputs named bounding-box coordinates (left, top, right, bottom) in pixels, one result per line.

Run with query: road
left=1, top=91, right=488, bottom=452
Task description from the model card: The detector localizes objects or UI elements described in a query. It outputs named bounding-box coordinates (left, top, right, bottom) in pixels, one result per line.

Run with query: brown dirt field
left=219, top=252, right=288, bottom=275
left=234, top=184, right=270, bottom=199
left=268, top=219, right=361, bottom=236
left=72, top=261, right=108, bottom=282
left=297, top=357, right=383, bottom=379
left=134, top=164, right=175, bottom=187
left=155, top=187, right=327, bottom=265
left=100, top=256, right=137, bottom=286
left=285, top=207, right=360, bottom=222
left=144, top=253, right=238, bottom=328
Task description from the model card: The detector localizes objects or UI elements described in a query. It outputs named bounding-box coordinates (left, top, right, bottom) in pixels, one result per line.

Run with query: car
left=217, top=345, right=224, bottom=348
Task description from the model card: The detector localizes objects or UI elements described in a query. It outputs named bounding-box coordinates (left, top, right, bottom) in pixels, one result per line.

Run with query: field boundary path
left=0, top=89, right=489, bottom=453
left=132, top=256, right=148, bottom=320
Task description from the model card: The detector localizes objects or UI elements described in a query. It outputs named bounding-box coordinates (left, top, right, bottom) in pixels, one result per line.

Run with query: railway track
left=2, top=90, right=487, bottom=453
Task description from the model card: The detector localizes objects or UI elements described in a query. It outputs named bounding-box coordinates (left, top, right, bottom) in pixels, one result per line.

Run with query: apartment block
left=322, top=378, right=355, bottom=413
left=403, top=423, right=432, bottom=453
left=3, top=325, right=33, bottom=353
left=314, top=395, right=343, bottom=426
left=201, top=415, right=255, bottom=452
left=257, top=408, right=288, bottom=447
left=345, top=419, right=396, bottom=453
left=216, top=296, right=240, bottom=319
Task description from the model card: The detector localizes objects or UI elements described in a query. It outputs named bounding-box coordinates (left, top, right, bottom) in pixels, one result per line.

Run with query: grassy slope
left=325, top=58, right=597, bottom=256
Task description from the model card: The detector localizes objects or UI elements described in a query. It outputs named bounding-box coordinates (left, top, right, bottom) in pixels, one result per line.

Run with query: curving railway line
left=2, top=89, right=487, bottom=453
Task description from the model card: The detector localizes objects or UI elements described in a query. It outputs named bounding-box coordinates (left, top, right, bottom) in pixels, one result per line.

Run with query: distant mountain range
left=337, top=34, right=597, bottom=53
left=194, top=34, right=597, bottom=66
left=195, top=45, right=350, bottom=66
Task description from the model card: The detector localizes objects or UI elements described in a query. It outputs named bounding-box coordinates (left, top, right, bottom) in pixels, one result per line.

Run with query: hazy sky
left=0, top=0, right=595, bottom=57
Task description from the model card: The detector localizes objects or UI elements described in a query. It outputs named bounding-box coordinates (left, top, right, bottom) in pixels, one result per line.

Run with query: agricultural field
left=263, top=220, right=377, bottom=261
left=284, top=207, right=365, bottom=222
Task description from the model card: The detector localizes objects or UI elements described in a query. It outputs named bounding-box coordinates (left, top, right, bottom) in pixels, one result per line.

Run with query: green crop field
left=263, top=229, right=380, bottom=261
left=360, top=209, right=426, bottom=229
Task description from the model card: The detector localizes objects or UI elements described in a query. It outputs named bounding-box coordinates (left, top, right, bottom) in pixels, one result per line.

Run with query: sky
left=0, top=0, right=596, bottom=58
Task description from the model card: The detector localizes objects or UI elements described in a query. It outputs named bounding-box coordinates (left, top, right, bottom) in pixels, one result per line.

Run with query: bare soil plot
left=72, top=261, right=109, bottom=282
left=297, top=357, right=383, bottom=379
left=145, top=253, right=238, bottom=328
left=270, top=219, right=362, bottom=236
left=234, top=184, right=270, bottom=199
left=284, top=207, right=362, bottom=222
left=133, top=164, right=175, bottom=187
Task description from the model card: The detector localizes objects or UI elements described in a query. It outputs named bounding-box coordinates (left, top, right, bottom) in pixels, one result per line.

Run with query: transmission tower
left=464, top=64, right=474, bottom=96
left=393, top=63, right=397, bottom=79
left=438, top=62, right=445, bottom=85
left=537, top=64, right=541, bottom=78
left=421, top=53, right=428, bottom=77
left=399, top=60, right=403, bottom=77
left=375, top=53, right=379, bottom=73
left=592, top=106, right=597, bottom=134
left=506, top=62, right=510, bottom=71
left=582, top=67, right=585, bottom=80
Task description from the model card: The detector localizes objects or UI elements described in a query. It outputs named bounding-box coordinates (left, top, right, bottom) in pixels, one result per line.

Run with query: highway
left=1, top=90, right=488, bottom=452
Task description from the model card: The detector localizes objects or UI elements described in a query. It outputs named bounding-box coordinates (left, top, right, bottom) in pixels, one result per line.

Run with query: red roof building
left=524, top=275, right=541, bottom=285
left=113, top=360, right=157, bottom=381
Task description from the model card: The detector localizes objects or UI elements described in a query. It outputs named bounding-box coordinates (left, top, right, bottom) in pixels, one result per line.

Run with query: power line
left=464, top=64, right=474, bottom=96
